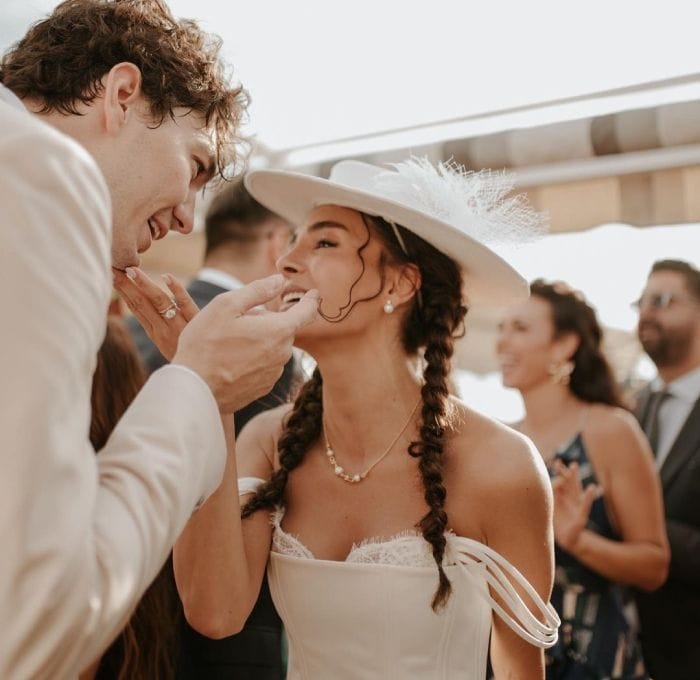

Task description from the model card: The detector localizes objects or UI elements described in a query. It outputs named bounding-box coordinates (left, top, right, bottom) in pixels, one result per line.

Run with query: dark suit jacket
left=635, top=386, right=700, bottom=680
left=128, top=277, right=294, bottom=680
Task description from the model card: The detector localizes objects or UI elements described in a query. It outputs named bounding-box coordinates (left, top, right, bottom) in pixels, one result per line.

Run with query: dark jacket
left=634, top=387, right=700, bottom=680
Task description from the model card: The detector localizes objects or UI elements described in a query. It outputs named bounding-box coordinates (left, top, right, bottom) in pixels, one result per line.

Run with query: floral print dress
left=546, top=434, right=647, bottom=680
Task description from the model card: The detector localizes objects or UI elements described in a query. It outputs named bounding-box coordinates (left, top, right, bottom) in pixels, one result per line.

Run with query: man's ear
left=100, top=62, right=143, bottom=135
left=387, top=263, right=422, bottom=307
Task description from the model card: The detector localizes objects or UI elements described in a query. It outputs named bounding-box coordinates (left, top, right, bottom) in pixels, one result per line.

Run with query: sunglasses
left=631, top=292, right=692, bottom=311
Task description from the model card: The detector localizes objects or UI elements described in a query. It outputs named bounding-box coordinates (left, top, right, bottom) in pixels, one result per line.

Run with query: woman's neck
left=519, top=380, right=582, bottom=436
left=313, top=339, right=423, bottom=468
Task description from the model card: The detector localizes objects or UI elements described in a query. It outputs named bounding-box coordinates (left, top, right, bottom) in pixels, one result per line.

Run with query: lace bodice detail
left=271, top=507, right=438, bottom=566
left=239, top=475, right=560, bottom=679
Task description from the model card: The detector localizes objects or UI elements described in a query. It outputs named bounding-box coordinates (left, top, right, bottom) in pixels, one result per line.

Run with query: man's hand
left=173, top=275, right=318, bottom=413
left=115, top=269, right=318, bottom=413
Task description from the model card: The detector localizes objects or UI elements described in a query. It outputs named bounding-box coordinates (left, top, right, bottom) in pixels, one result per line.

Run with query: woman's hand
left=551, top=460, right=600, bottom=554
left=113, top=267, right=199, bottom=361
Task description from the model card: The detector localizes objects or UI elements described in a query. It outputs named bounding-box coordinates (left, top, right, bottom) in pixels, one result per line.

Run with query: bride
left=135, top=158, right=560, bottom=678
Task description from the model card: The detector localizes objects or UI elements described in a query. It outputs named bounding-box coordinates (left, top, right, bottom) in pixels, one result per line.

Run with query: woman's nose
left=277, top=244, right=304, bottom=274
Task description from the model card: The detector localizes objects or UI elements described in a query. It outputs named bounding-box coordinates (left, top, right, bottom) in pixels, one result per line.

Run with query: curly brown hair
left=242, top=215, right=467, bottom=611
left=530, top=279, right=623, bottom=408
left=0, top=0, right=247, bottom=177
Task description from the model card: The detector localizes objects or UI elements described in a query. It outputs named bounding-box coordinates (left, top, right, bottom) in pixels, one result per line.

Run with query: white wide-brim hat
left=245, top=158, right=543, bottom=305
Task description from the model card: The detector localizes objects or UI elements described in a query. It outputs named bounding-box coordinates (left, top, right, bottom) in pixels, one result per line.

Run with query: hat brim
left=245, top=169, right=528, bottom=306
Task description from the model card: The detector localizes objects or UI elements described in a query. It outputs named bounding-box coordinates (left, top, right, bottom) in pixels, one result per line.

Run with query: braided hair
left=242, top=213, right=467, bottom=610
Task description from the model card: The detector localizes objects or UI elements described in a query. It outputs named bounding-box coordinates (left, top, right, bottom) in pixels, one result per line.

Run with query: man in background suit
left=129, top=179, right=296, bottom=679
left=0, top=2, right=316, bottom=677
left=634, top=259, right=700, bottom=680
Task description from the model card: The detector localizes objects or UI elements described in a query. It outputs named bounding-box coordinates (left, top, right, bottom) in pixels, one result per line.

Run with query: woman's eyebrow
left=308, top=220, right=349, bottom=233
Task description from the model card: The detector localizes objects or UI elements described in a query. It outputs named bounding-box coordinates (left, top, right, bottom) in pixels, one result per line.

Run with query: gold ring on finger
left=158, top=301, right=179, bottom=320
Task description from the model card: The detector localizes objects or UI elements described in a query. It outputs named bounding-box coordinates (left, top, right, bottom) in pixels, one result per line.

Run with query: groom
left=0, top=1, right=316, bottom=678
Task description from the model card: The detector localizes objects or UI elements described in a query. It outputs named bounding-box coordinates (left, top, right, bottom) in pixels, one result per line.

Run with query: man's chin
left=111, top=260, right=139, bottom=283
left=640, top=339, right=667, bottom=364
left=111, top=254, right=140, bottom=272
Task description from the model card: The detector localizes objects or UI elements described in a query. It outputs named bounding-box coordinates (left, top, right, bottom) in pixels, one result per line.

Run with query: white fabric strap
left=452, top=536, right=560, bottom=648
left=387, top=219, right=409, bottom=256
left=238, top=476, right=266, bottom=496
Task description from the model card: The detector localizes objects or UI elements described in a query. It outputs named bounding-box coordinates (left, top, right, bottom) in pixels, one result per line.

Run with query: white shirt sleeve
left=0, top=104, right=226, bottom=678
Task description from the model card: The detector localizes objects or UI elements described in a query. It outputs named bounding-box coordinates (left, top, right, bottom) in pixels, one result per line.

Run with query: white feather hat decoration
left=245, top=157, right=546, bottom=305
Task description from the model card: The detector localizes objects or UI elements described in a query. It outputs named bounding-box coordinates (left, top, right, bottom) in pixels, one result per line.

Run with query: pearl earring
left=383, top=300, right=395, bottom=314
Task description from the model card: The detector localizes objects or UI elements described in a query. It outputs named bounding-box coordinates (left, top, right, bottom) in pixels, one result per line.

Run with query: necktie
left=644, top=389, right=669, bottom=455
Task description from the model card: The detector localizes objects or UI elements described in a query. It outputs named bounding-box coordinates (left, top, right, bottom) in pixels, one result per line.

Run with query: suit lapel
left=660, top=397, right=700, bottom=491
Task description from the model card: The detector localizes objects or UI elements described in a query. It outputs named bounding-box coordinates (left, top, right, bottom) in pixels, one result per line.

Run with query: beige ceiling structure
left=143, top=91, right=700, bottom=270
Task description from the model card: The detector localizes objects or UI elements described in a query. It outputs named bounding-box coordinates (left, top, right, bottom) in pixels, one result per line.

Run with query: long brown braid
left=241, top=370, right=323, bottom=519
left=241, top=214, right=467, bottom=610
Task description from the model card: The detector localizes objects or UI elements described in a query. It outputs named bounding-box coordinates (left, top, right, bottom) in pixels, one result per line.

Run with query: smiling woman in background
left=497, top=279, right=669, bottom=680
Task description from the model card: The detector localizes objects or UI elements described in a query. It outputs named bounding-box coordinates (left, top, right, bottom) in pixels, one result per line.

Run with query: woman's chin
left=499, top=372, right=520, bottom=390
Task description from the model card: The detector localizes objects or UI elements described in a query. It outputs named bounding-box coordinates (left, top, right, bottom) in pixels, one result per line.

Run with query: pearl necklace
left=323, top=398, right=421, bottom=484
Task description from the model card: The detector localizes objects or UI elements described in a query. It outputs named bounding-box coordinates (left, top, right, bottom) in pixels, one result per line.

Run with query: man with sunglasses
left=633, top=259, right=700, bottom=680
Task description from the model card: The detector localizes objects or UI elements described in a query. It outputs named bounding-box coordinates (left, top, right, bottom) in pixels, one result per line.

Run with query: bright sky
left=3, top=1, right=700, bottom=151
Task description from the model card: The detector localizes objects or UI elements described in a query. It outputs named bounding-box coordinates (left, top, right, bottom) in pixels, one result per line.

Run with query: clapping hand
left=551, top=459, right=601, bottom=553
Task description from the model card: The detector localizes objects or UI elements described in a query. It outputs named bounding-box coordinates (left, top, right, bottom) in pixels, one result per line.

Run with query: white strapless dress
left=240, top=478, right=559, bottom=680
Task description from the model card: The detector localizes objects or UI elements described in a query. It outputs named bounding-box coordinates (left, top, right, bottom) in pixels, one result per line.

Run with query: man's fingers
left=163, top=274, right=198, bottom=321
left=225, top=274, right=286, bottom=315
left=276, top=290, right=320, bottom=331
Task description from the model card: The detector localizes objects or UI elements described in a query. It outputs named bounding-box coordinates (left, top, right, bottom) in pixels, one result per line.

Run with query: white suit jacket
left=0, top=89, right=226, bottom=678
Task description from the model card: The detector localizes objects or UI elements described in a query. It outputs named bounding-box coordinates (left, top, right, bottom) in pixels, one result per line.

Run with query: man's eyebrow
left=308, top=220, right=349, bottom=232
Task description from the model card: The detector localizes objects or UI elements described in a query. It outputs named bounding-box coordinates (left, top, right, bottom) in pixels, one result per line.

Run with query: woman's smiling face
left=276, top=205, right=392, bottom=346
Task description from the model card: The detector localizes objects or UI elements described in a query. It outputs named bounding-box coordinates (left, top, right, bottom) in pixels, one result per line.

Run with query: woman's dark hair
left=88, top=318, right=179, bottom=680
left=242, top=214, right=467, bottom=610
left=90, top=317, right=146, bottom=450
left=530, top=279, right=623, bottom=408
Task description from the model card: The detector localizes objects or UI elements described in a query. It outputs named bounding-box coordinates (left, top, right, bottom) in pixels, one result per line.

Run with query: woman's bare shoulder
left=447, top=396, right=548, bottom=491
left=586, top=403, right=640, bottom=437
left=583, top=403, right=649, bottom=467
left=236, top=402, right=294, bottom=469
left=446, top=397, right=552, bottom=538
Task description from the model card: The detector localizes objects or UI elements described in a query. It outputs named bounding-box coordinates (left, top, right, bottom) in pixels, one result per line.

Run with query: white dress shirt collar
left=196, top=267, right=243, bottom=292
left=651, top=365, right=700, bottom=468
left=651, top=365, right=700, bottom=403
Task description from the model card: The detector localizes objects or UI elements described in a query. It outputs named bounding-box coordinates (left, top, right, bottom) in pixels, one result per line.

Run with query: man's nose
left=171, top=191, right=196, bottom=234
